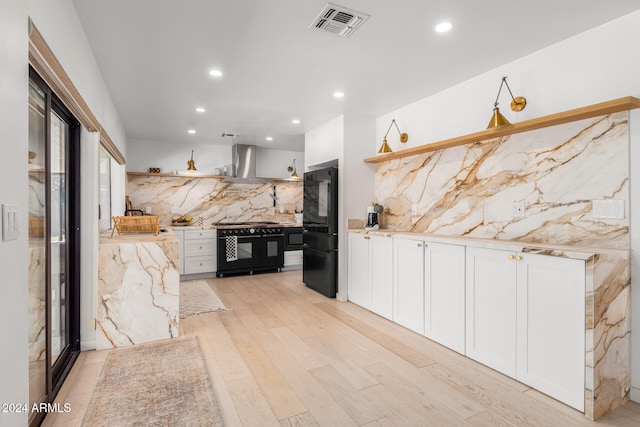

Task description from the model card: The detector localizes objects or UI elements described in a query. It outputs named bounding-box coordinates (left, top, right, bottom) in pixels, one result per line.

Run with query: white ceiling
left=72, top=0, right=640, bottom=152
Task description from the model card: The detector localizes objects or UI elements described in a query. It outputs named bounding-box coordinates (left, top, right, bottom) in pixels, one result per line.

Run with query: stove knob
left=249, top=228, right=255, bottom=234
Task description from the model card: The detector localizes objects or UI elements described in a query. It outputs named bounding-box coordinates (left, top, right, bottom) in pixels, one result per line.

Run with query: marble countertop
left=100, top=228, right=178, bottom=244
left=168, top=222, right=303, bottom=230
left=347, top=228, right=629, bottom=260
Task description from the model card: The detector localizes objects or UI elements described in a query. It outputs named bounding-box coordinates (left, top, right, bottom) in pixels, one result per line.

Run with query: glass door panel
left=50, top=111, right=68, bottom=366
left=28, top=80, right=47, bottom=414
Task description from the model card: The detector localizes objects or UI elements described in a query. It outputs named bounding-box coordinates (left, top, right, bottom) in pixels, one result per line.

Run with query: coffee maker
left=365, top=205, right=379, bottom=230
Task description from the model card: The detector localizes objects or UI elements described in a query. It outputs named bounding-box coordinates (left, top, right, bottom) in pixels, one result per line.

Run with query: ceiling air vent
left=310, top=3, right=370, bottom=38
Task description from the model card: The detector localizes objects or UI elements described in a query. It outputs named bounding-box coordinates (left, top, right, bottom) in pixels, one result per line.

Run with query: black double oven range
left=215, top=222, right=285, bottom=277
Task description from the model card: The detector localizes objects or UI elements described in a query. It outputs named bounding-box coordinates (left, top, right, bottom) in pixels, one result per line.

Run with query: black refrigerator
left=302, top=167, right=338, bottom=298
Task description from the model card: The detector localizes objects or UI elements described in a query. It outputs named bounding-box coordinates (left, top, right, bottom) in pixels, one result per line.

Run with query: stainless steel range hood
left=224, top=144, right=273, bottom=183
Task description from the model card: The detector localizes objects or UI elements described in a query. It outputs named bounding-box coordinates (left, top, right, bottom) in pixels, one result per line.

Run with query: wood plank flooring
left=44, top=270, right=640, bottom=426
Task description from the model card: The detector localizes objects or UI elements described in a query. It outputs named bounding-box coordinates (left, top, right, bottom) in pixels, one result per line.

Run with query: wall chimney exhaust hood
left=223, top=144, right=273, bottom=183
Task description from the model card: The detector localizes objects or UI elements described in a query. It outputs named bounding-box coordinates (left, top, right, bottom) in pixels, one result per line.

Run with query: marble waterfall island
left=97, top=230, right=180, bottom=350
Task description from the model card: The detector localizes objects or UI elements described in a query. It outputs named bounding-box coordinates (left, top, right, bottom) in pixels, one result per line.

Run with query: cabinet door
left=516, top=253, right=585, bottom=411
left=466, top=246, right=517, bottom=377
left=370, top=235, right=393, bottom=320
left=424, top=242, right=465, bottom=354
left=348, top=233, right=371, bottom=308
left=393, top=238, right=425, bottom=334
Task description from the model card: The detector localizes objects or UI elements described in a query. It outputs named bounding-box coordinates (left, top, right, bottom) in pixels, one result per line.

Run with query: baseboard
left=81, top=339, right=96, bottom=351
left=631, top=386, right=640, bottom=403
left=336, top=292, right=348, bottom=302
left=180, top=272, right=217, bottom=281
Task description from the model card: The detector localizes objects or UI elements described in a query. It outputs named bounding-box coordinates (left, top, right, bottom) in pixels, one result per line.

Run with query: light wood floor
left=44, top=270, right=640, bottom=426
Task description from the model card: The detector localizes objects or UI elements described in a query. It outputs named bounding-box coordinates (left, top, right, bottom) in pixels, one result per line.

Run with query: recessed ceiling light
left=266, top=137, right=273, bottom=141
left=195, top=107, right=206, bottom=113
left=333, top=92, right=344, bottom=98
left=292, top=119, right=301, bottom=124
left=188, top=129, right=196, bottom=134
left=435, top=22, right=452, bottom=33
left=209, top=69, right=223, bottom=77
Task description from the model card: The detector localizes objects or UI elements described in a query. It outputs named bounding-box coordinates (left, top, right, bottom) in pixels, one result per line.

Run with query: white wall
left=338, top=115, right=376, bottom=300
left=304, top=115, right=344, bottom=169
left=29, top=0, right=127, bottom=157
left=375, top=10, right=640, bottom=402
left=0, top=1, right=29, bottom=425
left=80, top=130, right=99, bottom=350
left=127, top=138, right=304, bottom=179
left=631, top=108, right=640, bottom=402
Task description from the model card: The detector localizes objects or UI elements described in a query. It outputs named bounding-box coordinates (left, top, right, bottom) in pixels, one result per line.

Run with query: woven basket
left=111, top=215, right=160, bottom=237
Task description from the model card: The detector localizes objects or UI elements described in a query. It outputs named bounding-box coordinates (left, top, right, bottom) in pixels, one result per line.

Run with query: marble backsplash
left=126, top=175, right=303, bottom=225
left=375, top=112, right=630, bottom=249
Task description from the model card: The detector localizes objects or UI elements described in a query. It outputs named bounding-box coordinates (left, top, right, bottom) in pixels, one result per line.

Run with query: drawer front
left=184, top=256, right=216, bottom=274
left=185, top=229, right=216, bottom=239
left=185, top=239, right=216, bottom=256
left=284, top=250, right=303, bottom=266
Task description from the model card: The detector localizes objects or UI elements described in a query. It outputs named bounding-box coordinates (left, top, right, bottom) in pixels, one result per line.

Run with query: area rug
left=180, top=279, right=229, bottom=318
left=82, top=337, right=224, bottom=426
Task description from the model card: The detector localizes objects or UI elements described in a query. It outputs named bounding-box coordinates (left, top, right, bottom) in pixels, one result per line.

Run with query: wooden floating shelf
left=126, top=171, right=302, bottom=182
left=364, top=96, right=640, bottom=164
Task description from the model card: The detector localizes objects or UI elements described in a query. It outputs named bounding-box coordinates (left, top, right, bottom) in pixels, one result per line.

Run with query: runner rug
left=82, top=337, right=224, bottom=426
left=180, top=279, right=229, bottom=318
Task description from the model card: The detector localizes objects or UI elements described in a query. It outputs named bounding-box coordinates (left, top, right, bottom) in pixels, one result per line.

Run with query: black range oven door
left=259, top=232, right=285, bottom=268
left=217, top=234, right=261, bottom=276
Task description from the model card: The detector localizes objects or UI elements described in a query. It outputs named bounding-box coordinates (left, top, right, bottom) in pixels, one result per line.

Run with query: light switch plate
left=2, top=204, right=20, bottom=241
left=592, top=199, right=625, bottom=219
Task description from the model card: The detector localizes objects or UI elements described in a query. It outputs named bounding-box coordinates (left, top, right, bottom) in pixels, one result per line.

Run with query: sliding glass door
left=28, top=68, right=81, bottom=426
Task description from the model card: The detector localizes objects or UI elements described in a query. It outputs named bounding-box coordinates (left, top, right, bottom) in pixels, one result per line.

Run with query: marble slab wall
left=375, top=112, right=630, bottom=249
left=97, top=233, right=180, bottom=349
left=126, top=175, right=303, bottom=225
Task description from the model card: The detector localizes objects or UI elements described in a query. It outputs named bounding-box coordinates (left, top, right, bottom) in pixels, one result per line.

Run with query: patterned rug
left=82, top=337, right=224, bottom=426
left=180, top=279, right=229, bottom=318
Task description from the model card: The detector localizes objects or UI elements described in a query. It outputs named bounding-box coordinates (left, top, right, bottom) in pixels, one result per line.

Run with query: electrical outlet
left=90, top=318, right=96, bottom=330
left=592, top=199, right=625, bottom=219
left=511, top=200, right=525, bottom=218
left=171, top=206, right=180, bottom=214
left=411, top=204, right=418, bottom=216
left=145, top=206, right=152, bottom=214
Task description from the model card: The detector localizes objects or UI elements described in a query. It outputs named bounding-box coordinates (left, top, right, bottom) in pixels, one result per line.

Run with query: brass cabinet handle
left=508, top=255, right=514, bottom=260
left=417, top=243, right=422, bottom=247
left=516, top=255, right=522, bottom=261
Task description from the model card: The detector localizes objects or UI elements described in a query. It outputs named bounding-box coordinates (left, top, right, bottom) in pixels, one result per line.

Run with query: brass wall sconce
left=487, top=76, right=527, bottom=128
left=187, top=150, right=197, bottom=170
left=378, top=119, right=409, bottom=153
left=287, top=159, right=298, bottom=177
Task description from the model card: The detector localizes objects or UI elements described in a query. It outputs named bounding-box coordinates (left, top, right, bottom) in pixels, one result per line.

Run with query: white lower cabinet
left=465, top=246, right=518, bottom=377
left=516, top=252, right=585, bottom=411
left=347, top=233, right=393, bottom=319
left=349, top=233, right=587, bottom=412
left=182, top=229, right=217, bottom=275
left=424, top=242, right=466, bottom=354
left=466, top=246, right=586, bottom=411
left=393, top=237, right=425, bottom=334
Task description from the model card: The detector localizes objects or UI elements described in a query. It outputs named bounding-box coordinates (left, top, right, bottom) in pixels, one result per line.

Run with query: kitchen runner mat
left=180, top=279, right=230, bottom=318
left=82, top=337, right=224, bottom=426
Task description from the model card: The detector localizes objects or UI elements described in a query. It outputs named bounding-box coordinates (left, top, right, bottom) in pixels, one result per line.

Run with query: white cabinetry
left=393, top=237, right=425, bottom=334
left=424, top=242, right=465, bottom=354
left=516, top=252, right=585, bottom=411
left=182, top=229, right=217, bottom=276
left=466, top=246, right=585, bottom=411
left=284, top=250, right=303, bottom=270
left=465, top=246, right=518, bottom=376
left=347, top=233, right=393, bottom=319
